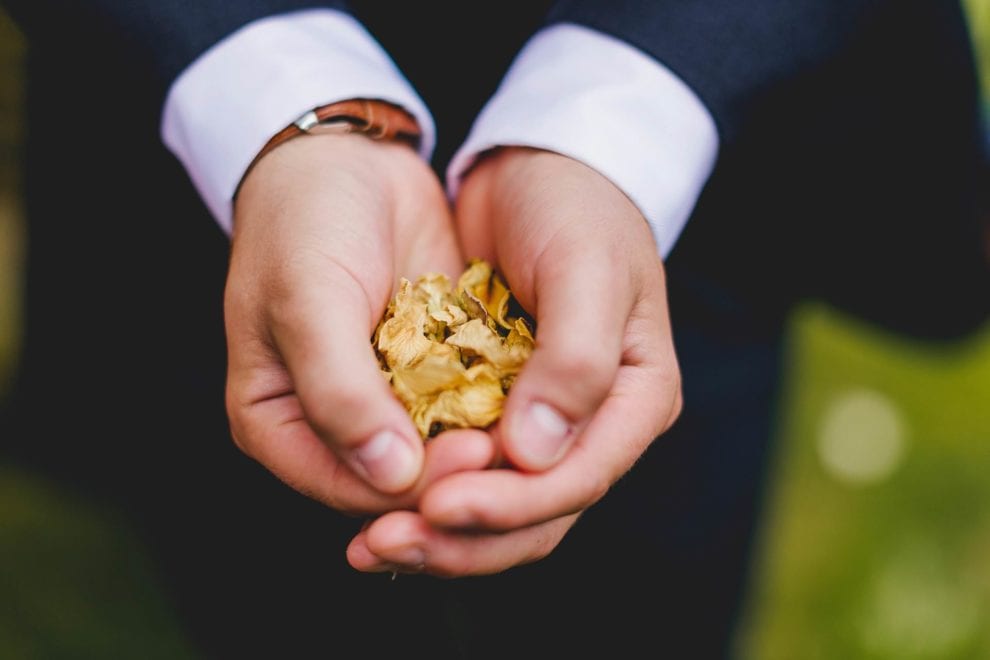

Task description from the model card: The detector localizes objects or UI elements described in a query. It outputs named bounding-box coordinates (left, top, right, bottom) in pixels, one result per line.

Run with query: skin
left=227, top=135, right=683, bottom=577
left=347, top=147, right=684, bottom=576
left=226, top=133, right=497, bottom=516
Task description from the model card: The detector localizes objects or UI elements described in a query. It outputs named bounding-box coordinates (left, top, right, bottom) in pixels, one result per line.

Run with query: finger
left=266, top=263, right=425, bottom=494
left=499, top=245, right=636, bottom=471
left=230, top=392, right=496, bottom=515
left=421, top=360, right=680, bottom=531
left=419, top=428, right=501, bottom=480
left=346, top=510, right=579, bottom=577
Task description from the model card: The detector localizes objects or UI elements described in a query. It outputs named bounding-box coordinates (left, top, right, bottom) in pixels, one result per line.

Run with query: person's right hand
left=224, top=133, right=494, bottom=515
left=345, top=147, right=683, bottom=576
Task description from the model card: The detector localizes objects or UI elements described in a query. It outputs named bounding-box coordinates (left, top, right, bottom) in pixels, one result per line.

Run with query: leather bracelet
left=242, top=98, right=422, bottom=183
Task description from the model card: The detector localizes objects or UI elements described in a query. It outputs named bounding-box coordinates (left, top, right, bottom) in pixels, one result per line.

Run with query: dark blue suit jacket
left=7, top=0, right=985, bottom=335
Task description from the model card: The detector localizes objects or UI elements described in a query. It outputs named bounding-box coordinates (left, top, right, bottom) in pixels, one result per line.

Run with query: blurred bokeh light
left=734, top=306, right=990, bottom=659
left=817, top=387, right=906, bottom=486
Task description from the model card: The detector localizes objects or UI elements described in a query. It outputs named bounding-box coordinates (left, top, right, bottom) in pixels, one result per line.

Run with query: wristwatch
left=244, top=98, right=422, bottom=179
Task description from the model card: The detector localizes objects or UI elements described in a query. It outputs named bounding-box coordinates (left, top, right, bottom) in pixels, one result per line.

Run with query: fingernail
left=352, top=430, right=419, bottom=491
left=514, top=402, right=572, bottom=469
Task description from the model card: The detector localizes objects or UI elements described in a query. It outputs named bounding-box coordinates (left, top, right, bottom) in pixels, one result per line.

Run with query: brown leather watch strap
left=244, top=98, right=422, bottom=182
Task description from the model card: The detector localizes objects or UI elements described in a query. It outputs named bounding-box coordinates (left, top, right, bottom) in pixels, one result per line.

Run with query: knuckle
left=264, top=285, right=310, bottom=333
left=432, top=546, right=480, bottom=578
left=474, top=506, right=526, bottom=532
left=302, top=383, right=367, bottom=440
left=669, top=388, right=685, bottom=425
left=224, top=388, right=252, bottom=456
left=544, top=340, right=616, bottom=398
left=227, top=420, right=249, bottom=456
left=655, top=368, right=684, bottom=436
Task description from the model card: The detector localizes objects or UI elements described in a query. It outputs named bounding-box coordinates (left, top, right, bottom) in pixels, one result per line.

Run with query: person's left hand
left=346, top=148, right=683, bottom=576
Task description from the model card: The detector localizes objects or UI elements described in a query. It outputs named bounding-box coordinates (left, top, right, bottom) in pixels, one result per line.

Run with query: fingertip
left=502, top=400, right=575, bottom=471
left=347, top=429, right=425, bottom=494
left=346, top=532, right=377, bottom=571
left=364, top=510, right=427, bottom=550
left=362, top=512, right=430, bottom=569
left=347, top=540, right=411, bottom=575
left=423, top=428, right=497, bottom=472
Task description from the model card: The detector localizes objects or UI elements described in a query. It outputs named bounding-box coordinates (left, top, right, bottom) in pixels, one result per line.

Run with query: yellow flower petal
left=373, top=259, right=536, bottom=438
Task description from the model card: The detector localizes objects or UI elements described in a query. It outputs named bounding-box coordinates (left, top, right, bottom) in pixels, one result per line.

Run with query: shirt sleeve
left=160, top=8, right=435, bottom=235
left=445, top=23, right=719, bottom=259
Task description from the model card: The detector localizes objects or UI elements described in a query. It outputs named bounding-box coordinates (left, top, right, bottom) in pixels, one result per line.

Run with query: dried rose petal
left=372, top=259, right=535, bottom=438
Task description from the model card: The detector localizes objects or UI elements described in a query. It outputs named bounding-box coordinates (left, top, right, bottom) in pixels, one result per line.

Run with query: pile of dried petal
left=373, top=259, right=535, bottom=438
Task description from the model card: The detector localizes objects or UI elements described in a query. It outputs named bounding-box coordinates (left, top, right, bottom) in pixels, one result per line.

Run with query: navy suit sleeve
left=2, top=0, right=348, bottom=90
left=546, top=0, right=889, bottom=142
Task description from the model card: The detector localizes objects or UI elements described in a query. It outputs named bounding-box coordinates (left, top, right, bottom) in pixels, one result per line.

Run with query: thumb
left=500, top=246, right=634, bottom=471
left=271, top=266, right=425, bottom=493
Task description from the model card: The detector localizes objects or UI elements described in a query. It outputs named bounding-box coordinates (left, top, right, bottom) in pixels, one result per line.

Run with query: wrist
left=236, top=98, right=423, bottom=200
left=233, top=132, right=436, bottom=239
left=455, top=147, right=561, bottom=227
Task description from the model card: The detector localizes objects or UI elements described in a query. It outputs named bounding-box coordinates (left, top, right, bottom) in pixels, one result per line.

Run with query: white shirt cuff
left=447, top=23, right=719, bottom=259
left=160, top=8, right=435, bottom=235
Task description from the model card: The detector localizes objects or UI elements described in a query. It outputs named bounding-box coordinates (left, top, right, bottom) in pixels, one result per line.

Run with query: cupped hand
left=348, top=147, right=683, bottom=576
left=225, top=133, right=495, bottom=514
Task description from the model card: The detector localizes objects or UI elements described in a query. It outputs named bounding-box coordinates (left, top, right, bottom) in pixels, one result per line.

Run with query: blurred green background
left=1, top=4, right=989, bottom=659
